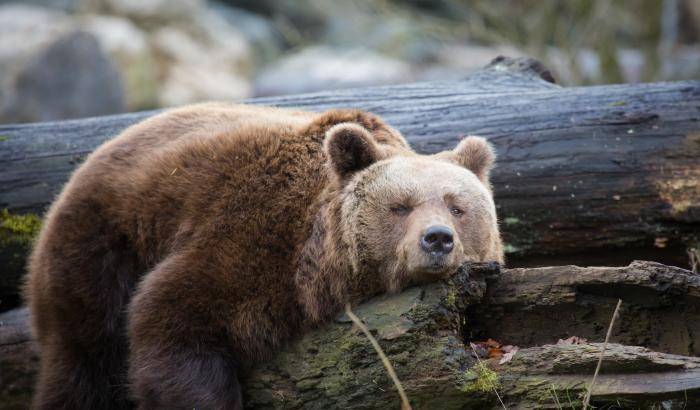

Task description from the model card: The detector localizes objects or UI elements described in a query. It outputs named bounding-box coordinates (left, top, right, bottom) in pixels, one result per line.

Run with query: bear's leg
left=127, top=254, right=244, bottom=409
left=28, top=206, right=139, bottom=409
left=129, top=347, right=243, bottom=410
left=32, top=337, right=132, bottom=410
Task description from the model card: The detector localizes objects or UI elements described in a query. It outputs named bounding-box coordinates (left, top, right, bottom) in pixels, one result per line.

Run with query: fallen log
left=469, top=261, right=700, bottom=357
left=2, top=261, right=699, bottom=409
left=1, top=56, right=699, bottom=263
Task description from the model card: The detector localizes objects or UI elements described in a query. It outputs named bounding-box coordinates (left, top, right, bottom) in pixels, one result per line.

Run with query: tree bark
left=3, top=261, right=700, bottom=409
left=0, top=57, right=698, bottom=267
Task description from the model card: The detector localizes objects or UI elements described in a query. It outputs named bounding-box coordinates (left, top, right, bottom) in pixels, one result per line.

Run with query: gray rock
left=253, top=46, right=413, bottom=97
left=0, top=4, right=72, bottom=73
left=80, top=0, right=203, bottom=24
left=151, top=20, right=252, bottom=106
left=1, top=30, right=125, bottom=123
left=217, top=0, right=326, bottom=39
left=0, top=0, right=78, bottom=12
left=80, top=14, right=158, bottom=110
left=322, top=8, right=433, bottom=62
left=207, top=2, right=284, bottom=65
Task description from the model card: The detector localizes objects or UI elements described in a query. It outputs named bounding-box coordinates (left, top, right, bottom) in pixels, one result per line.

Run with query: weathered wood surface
left=3, top=261, right=700, bottom=409
left=1, top=57, right=698, bottom=267
left=470, top=260, right=700, bottom=357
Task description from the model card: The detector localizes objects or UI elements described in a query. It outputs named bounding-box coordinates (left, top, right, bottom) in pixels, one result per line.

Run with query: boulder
left=320, top=4, right=450, bottom=64
left=0, top=4, right=72, bottom=74
left=80, top=1, right=254, bottom=109
left=0, top=30, right=125, bottom=123
left=0, top=0, right=78, bottom=12
left=79, top=0, right=203, bottom=25
left=207, top=2, right=284, bottom=65
left=151, top=20, right=252, bottom=106
left=253, top=46, right=413, bottom=96
left=217, top=0, right=326, bottom=40
left=80, top=14, right=158, bottom=110
left=190, top=7, right=252, bottom=72
left=0, top=4, right=128, bottom=123
left=157, top=62, right=251, bottom=108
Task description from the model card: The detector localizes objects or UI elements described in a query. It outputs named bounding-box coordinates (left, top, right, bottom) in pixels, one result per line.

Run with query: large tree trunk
left=3, top=261, right=700, bottom=409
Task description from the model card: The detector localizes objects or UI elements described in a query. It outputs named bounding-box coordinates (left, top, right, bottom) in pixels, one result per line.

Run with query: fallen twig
left=469, top=343, right=508, bottom=409
left=582, top=299, right=623, bottom=408
left=345, top=304, right=412, bottom=410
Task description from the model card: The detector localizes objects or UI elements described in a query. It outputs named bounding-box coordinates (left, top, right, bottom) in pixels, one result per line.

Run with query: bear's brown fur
left=25, top=102, right=503, bottom=409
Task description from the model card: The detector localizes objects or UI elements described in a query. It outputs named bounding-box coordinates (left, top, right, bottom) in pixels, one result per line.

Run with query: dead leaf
left=471, top=339, right=514, bottom=359
left=488, top=347, right=503, bottom=359
left=499, top=347, right=519, bottom=364
left=485, top=338, right=501, bottom=348
left=501, top=345, right=516, bottom=353
left=557, top=336, right=588, bottom=345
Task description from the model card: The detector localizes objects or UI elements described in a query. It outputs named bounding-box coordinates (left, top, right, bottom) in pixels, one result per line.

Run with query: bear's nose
left=420, top=225, right=454, bottom=256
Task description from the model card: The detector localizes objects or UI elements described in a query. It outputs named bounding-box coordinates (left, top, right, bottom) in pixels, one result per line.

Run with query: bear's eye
left=450, top=206, right=464, bottom=217
left=390, top=205, right=412, bottom=216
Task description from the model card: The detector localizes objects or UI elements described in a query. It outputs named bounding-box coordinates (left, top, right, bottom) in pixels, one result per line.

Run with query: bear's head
left=324, top=122, right=503, bottom=294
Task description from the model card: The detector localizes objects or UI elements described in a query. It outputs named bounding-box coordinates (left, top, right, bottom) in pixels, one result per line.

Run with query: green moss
left=504, top=217, right=520, bottom=225
left=503, top=243, right=521, bottom=254
left=607, top=100, right=627, bottom=107
left=462, top=362, right=500, bottom=394
left=444, top=289, right=457, bottom=307
left=0, top=135, right=8, bottom=142
left=0, top=209, right=42, bottom=247
left=295, top=378, right=320, bottom=391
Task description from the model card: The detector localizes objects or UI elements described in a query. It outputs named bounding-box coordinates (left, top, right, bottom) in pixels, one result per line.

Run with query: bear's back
left=89, top=102, right=318, bottom=178
left=36, top=103, right=329, bottom=280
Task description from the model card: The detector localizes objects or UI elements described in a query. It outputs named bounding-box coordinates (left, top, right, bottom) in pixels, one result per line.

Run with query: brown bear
left=25, top=102, right=503, bottom=410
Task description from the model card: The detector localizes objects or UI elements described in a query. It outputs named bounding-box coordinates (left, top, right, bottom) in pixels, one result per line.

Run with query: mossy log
left=2, top=261, right=700, bottom=409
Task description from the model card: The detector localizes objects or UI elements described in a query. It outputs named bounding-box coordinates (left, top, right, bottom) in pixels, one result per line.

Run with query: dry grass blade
left=468, top=344, right=508, bottom=410
left=582, top=299, right=623, bottom=409
left=550, top=384, right=563, bottom=410
left=344, top=304, right=412, bottom=410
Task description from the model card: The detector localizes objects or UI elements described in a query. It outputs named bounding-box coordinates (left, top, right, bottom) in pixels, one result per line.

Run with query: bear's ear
left=324, top=122, right=381, bottom=180
left=450, top=136, right=496, bottom=183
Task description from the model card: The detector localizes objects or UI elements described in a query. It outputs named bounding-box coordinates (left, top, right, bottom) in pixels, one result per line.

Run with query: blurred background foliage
left=0, top=0, right=697, bottom=123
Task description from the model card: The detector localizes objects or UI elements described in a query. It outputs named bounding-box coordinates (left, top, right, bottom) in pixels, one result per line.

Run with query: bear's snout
left=420, top=225, right=454, bottom=256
